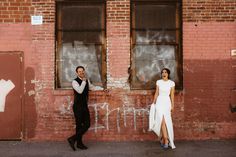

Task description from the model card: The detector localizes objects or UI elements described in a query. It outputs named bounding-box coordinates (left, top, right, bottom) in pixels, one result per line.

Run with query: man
left=68, top=66, right=103, bottom=151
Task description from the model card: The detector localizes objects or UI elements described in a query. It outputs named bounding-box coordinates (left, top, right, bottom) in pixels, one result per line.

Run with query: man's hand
left=103, top=89, right=110, bottom=92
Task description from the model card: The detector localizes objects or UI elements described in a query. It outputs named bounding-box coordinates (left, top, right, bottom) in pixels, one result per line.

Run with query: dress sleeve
left=170, top=80, right=175, bottom=87
left=156, top=80, right=160, bottom=86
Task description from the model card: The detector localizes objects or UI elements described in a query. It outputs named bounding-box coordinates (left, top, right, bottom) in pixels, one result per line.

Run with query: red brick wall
left=0, top=0, right=33, bottom=23
left=183, top=0, right=236, bottom=22
left=0, top=0, right=54, bottom=23
left=107, top=0, right=130, bottom=88
left=182, top=0, right=236, bottom=139
left=0, top=0, right=235, bottom=141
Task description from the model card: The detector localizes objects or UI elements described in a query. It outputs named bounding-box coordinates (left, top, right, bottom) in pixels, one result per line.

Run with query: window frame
left=130, top=0, right=183, bottom=90
left=55, top=0, right=107, bottom=89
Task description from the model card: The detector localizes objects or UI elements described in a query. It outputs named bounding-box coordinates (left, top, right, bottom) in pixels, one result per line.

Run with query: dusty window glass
left=131, top=1, right=182, bottom=89
left=56, top=1, right=106, bottom=89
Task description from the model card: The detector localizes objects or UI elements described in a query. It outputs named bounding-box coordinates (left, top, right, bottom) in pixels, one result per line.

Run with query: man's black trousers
left=70, top=106, right=90, bottom=144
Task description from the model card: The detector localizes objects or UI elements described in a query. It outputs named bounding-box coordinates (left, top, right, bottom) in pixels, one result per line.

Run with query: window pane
left=131, top=1, right=182, bottom=89
left=135, top=5, right=176, bottom=29
left=61, top=5, right=103, bottom=30
left=133, top=45, right=178, bottom=89
left=56, top=2, right=105, bottom=88
left=57, top=43, right=103, bottom=87
left=62, top=32, right=103, bottom=44
left=135, top=30, right=176, bottom=43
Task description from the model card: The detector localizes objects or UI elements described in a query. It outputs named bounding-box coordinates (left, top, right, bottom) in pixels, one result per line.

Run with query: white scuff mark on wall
left=133, top=108, right=137, bottom=130
left=89, top=103, right=109, bottom=132
left=123, top=108, right=127, bottom=127
left=107, top=77, right=130, bottom=89
left=193, top=97, right=201, bottom=104
left=94, top=104, right=98, bottom=132
left=59, top=96, right=73, bottom=114
left=106, top=108, right=120, bottom=132
left=183, top=64, right=194, bottom=73
left=30, top=79, right=47, bottom=110
left=122, top=95, right=135, bottom=127
left=0, top=79, right=15, bottom=112
left=28, top=90, right=35, bottom=96
left=105, top=104, right=109, bottom=130
left=31, top=79, right=40, bottom=84
left=116, top=108, right=120, bottom=132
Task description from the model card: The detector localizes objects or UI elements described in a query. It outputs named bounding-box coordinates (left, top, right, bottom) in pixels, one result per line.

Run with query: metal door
left=0, top=52, right=23, bottom=139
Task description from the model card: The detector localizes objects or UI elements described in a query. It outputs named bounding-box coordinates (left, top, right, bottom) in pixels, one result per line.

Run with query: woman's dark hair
left=161, top=68, right=171, bottom=79
left=76, top=66, right=85, bottom=72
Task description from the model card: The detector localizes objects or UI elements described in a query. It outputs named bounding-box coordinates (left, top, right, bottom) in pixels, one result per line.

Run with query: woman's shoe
left=160, top=137, right=165, bottom=147
left=160, top=142, right=164, bottom=147
left=160, top=139, right=164, bottom=147
left=163, top=144, right=168, bottom=149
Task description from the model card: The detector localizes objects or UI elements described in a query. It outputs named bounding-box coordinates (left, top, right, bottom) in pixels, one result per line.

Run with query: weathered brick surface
left=0, top=0, right=34, bottom=23
left=0, top=0, right=235, bottom=141
left=0, top=0, right=54, bottom=23
left=183, top=0, right=236, bottom=22
left=107, top=0, right=130, bottom=88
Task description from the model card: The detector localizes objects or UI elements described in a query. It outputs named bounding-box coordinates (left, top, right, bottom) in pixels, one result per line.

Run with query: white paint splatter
left=59, top=96, right=73, bottom=114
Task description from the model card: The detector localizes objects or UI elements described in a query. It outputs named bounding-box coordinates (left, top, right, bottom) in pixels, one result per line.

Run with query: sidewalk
left=0, top=140, right=235, bottom=157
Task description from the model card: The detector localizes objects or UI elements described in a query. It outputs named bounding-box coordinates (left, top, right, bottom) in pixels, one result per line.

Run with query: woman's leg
left=161, top=116, right=168, bottom=145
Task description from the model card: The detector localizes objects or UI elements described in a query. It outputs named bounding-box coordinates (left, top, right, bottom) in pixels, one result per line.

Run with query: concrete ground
left=0, top=140, right=235, bottom=157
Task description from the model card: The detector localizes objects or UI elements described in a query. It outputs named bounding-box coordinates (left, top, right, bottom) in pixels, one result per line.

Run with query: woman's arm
left=170, top=86, right=175, bottom=111
left=153, top=85, right=159, bottom=104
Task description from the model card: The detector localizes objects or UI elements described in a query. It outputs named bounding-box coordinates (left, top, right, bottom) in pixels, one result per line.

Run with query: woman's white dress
left=151, top=79, right=176, bottom=149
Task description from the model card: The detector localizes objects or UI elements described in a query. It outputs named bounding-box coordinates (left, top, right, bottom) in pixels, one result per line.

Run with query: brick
left=183, top=0, right=236, bottom=22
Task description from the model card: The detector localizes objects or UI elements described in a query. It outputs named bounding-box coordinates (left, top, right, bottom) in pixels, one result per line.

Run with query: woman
left=151, top=68, right=176, bottom=149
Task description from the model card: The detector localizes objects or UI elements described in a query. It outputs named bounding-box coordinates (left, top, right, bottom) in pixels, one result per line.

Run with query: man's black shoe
left=67, top=138, right=76, bottom=151
left=77, top=143, right=88, bottom=150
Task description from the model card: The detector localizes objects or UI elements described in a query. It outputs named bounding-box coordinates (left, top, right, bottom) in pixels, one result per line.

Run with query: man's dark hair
left=161, top=68, right=171, bottom=79
left=76, top=66, right=85, bottom=72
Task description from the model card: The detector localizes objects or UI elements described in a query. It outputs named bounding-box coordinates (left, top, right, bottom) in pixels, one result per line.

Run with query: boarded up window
left=56, top=1, right=106, bottom=88
left=131, top=0, right=182, bottom=89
